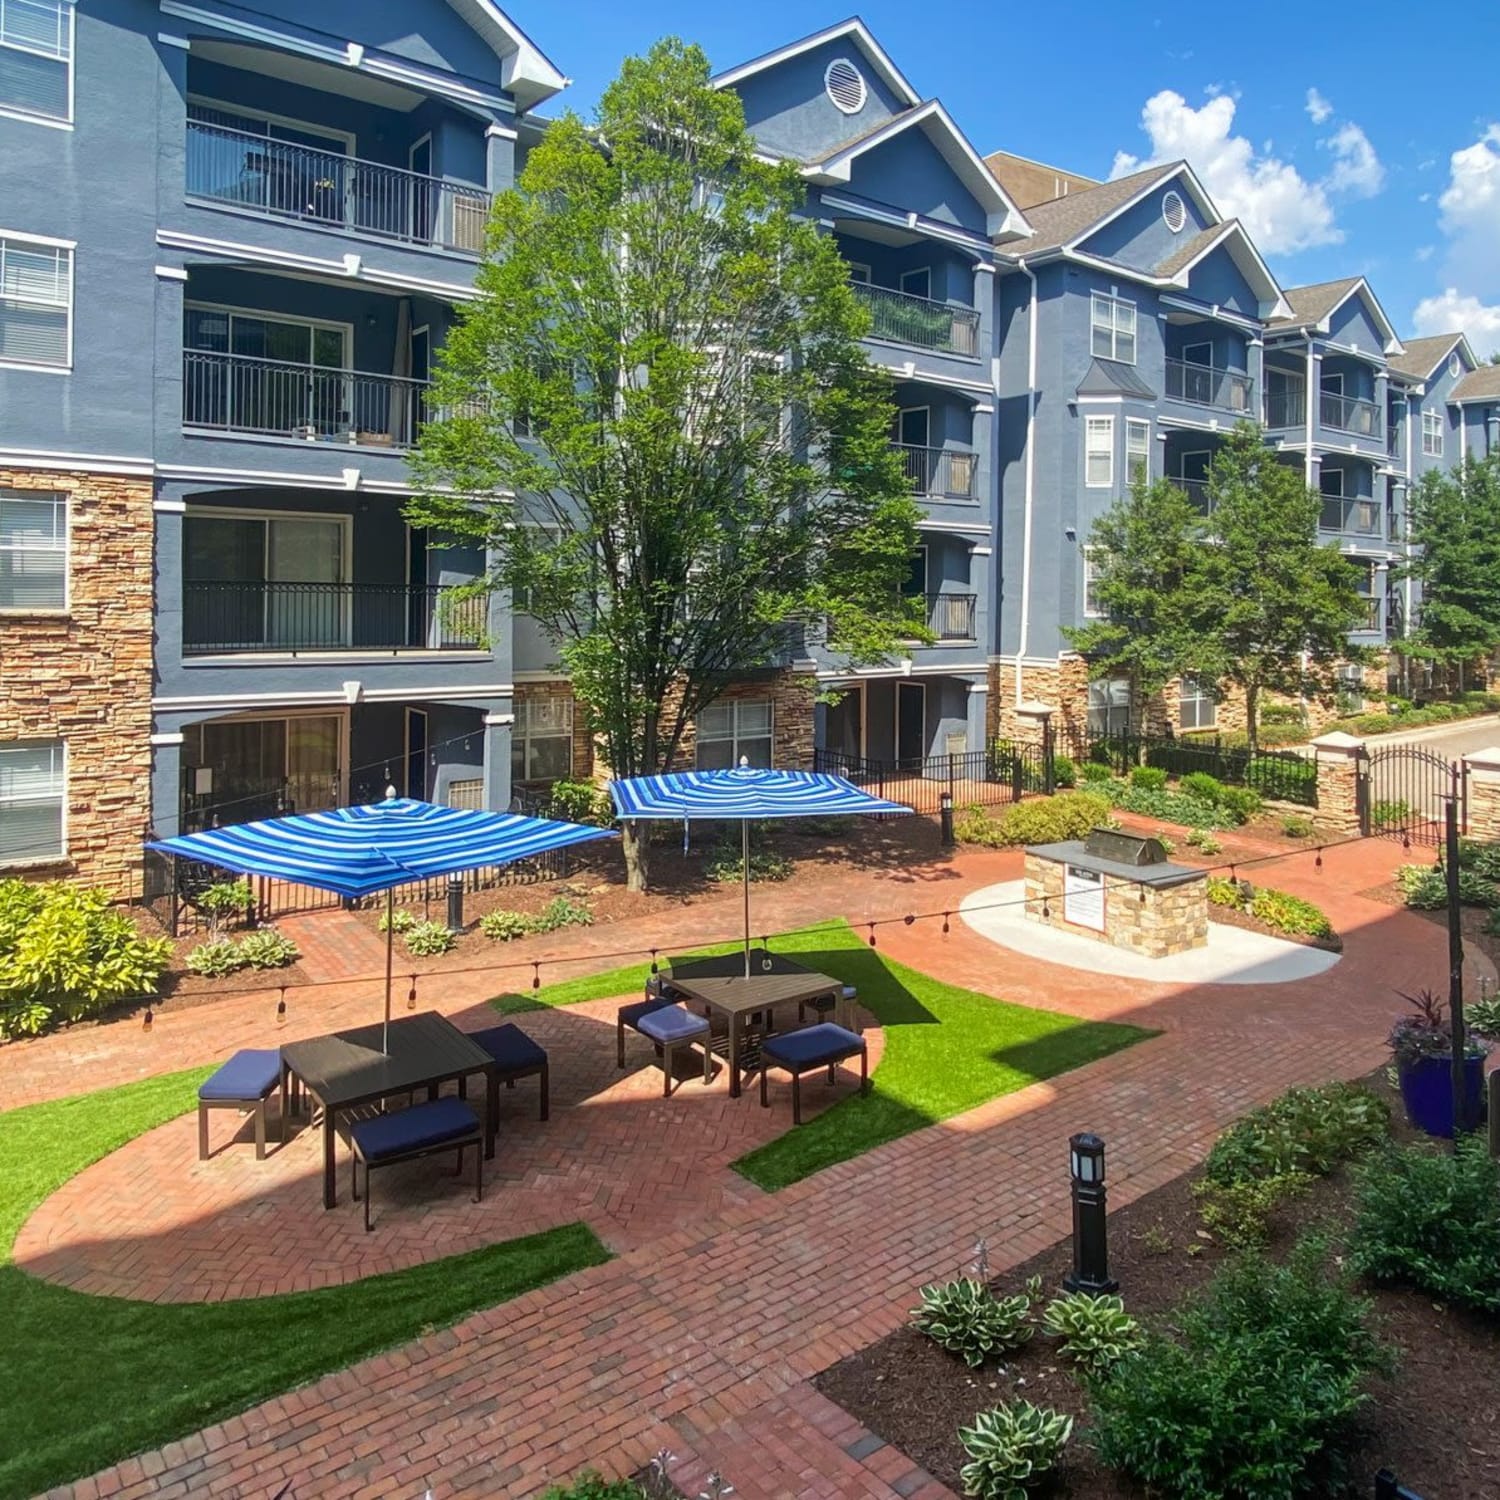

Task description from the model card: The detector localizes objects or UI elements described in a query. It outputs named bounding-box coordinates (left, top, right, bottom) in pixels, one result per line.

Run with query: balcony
left=853, top=283, right=980, bottom=356
left=1164, top=358, right=1253, bottom=414
left=923, top=591, right=977, bottom=641
left=185, top=120, right=490, bottom=254
left=1319, top=495, right=1382, bottom=537
left=1263, top=389, right=1305, bottom=429
left=182, top=581, right=486, bottom=655
left=183, top=351, right=432, bottom=448
left=1356, top=596, right=1382, bottom=632
left=893, top=443, right=978, bottom=499
left=1172, top=476, right=1211, bottom=514
left=1387, top=423, right=1402, bottom=457
left=1320, top=391, right=1381, bottom=439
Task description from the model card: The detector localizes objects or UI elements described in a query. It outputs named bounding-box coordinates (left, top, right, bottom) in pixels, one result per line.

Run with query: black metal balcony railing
left=853, top=282, right=980, bottom=356
left=1320, top=391, right=1381, bottom=438
left=182, top=581, right=486, bottom=655
left=1164, top=358, right=1253, bottom=413
left=1387, top=423, right=1402, bottom=457
left=892, top=443, right=978, bottom=499
left=1319, top=495, right=1382, bottom=536
left=185, top=119, right=491, bottom=253
left=1357, top=595, right=1382, bottom=632
left=183, top=350, right=433, bottom=446
left=1172, top=476, right=1211, bottom=514
left=1262, top=388, right=1305, bottom=429
left=923, top=591, right=977, bottom=641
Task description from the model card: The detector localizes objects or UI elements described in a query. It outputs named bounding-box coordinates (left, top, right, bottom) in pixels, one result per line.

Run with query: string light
left=903, top=913, right=915, bottom=926
left=532, top=962, right=541, bottom=991
left=867, top=923, right=877, bottom=948
left=142, top=1006, right=153, bottom=1033
left=761, top=935, right=773, bottom=971
left=649, top=948, right=659, bottom=974
left=1315, top=846, right=1323, bottom=869
left=941, top=910, right=951, bottom=935
left=406, top=974, right=417, bottom=1011
left=276, top=986, right=287, bottom=1027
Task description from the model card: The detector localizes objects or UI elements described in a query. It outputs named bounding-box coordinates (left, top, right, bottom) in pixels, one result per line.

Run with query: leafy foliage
left=1203, top=1081, right=1389, bottom=1187
left=1129, top=765, right=1168, bottom=792
left=1039, top=1292, right=1142, bottom=1374
left=377, top=908, right=417, bottom=934
left=403, top=920, right=457, bottom=957
left=480, top=909, right=538, bottom=942
left=545, top=780, right=614, bottom=826
left=195, top=880, right=255, bottom=935
left=0, top=881, right=171, bottom=1038
left=184, top=939, right=243, bottom=978
left=1194, top=1172, right=1311, bottom=1248
left=1179, top=771, right=1224, bottom=803
left=1183, top=827, right=1221, bottom=854
left=704, top=841, right=793, bottom=883
left=1386, top=988, right=1491, bottom=1065
left=536, top=894, right=595, bottom=930
left=539, top=1476, right=646, bottom=1500
left=1349, top=1138, right=1500, bottom=1311
left=1247, top=888, right=1335, bottom=941
left=1216, top=783, right=1265, bottom=823
left=957, top=1400, right=1073, bottom=1500
left=911, top=1274, right=1041, bottom=1367
left=1281, top=815, right=1315, bottom=838
left=1051, top=755, right=1076, bottom=789
left=234, top=929, right=300, bottom=970
left=954, top=792, right=1114, bottom=848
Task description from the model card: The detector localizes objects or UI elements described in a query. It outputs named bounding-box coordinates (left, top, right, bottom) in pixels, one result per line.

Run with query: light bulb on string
left=407, top=974, right=417, bottom=1011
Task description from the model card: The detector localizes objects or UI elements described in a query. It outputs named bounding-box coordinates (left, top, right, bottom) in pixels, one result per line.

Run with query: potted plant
left=1388, top=989, right=1491, bottom=1137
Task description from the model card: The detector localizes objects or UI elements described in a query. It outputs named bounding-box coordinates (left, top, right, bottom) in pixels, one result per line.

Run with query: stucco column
left=1247, top=336, right=1264, bottom=418
left=481, top=711, right=513, bottom=812
left=1310, top=730, right=1366, bottom=833
left=967, top=681, right=988, bottom=753
left=148, top=734, right=184, bottom=839
left=485, top=122, right=517, bottom=196
left=1462, top=748, right=1500, bottom=841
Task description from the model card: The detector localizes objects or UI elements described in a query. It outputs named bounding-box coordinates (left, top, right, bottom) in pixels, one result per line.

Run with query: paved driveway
left=1368, top=713, right=1500, bottom=759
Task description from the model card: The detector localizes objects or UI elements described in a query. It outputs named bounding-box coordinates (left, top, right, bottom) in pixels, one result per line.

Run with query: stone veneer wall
left=0, top=468, right=154, bottom=898
left=1023, top=850, right=1209, bottom=957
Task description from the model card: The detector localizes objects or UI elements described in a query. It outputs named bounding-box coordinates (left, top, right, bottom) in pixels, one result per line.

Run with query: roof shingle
left=1008, top=162, right=1183, bottom=254
left=1451, top=365, right=1500, bottom=403
left=1269, top=277, right=1364, bottom=327
left=1387, top=333, right=1463, bottom=381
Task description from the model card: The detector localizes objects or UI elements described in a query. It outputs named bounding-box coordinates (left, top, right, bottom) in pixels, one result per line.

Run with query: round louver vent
left=825, top=58, right=867, bottom=115
left=1162, top=189, right=1187, bottom=233
left=1450, top=353, right=1462, bottom=378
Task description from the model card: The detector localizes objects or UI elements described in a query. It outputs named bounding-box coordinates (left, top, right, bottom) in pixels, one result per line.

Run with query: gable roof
left=1152, top=218, right=1289, bottom=318
left=1269, top=276, right=1403, bottom=354
left=983, top=150, right=1098, bottom=210
left=1010, top=162, right=1185, bottom=255
left=1451, top=364, right=1500, bottom=403
left=444, top=0, right=566, bottom=109
left=1388, top=332, right=1474, bottom=382
left=711, top=17, right=922, bottom=108
left=803, top=99, right=1032, bottom=240
left=1077, top=358, right=1157, bottom=400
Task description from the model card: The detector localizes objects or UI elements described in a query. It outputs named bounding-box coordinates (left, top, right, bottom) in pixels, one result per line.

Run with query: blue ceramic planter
left=1397, top=1054, right=1486, bottom=1138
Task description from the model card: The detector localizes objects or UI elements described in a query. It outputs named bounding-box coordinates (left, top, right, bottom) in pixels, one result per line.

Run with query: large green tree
left=1399, top=451, right=1500, bottom=681
left=1067, top=423, right=1369, bottom=750
left=408, top=39, right=920, bottom=889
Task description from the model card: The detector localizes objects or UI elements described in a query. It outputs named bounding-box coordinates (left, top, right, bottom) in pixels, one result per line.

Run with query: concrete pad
left=960, top=880, right=1341, bottom=986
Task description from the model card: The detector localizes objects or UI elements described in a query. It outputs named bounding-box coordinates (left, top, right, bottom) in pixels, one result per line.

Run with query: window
left=845, top=262, right=871, bottom=285
left=1178, top=674, right=1216, bottom=731
left=1085, top=415, right=1114, bottom=488
left=1087, top=677, right=1131, bottom=738
left=511, top=695, right=573, bottom=784
left=1337, top=662, right=1366, bottom=712
left=0, top=0, right=73, bottom=124
left=0, top=233, right=72, bottom=367
left=899, top=267, right=932, bottom=300
left=1125, top=418, right=1151, bottom=485
left=0, top=489, right=65, bottom=609
left=0, top=739, right=64, bottom=864
left=696, top=699, right=773, bottom=769
left=1082, top=553, right=1106, bottom=618
left=1090, top=292, right=1136, bottom=364
left=1422, top=410, right=1443, bottom=458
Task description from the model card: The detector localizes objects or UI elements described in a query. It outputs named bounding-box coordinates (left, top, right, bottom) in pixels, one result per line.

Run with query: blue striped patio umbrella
left=149, top=799, right=616, bottom=1049
left=609, top=764, right=912, bottom=975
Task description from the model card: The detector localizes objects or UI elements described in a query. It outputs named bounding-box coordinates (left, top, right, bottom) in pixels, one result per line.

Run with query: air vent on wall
left=825, top=58, right=867, bottom=115
left=1162, top=189, right=1187, bottom=233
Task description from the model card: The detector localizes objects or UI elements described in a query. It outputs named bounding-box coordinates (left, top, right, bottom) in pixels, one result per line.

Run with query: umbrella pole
left=383, top=886, right=393, bottom=1053
left=743, top=820, right=751, bottom=978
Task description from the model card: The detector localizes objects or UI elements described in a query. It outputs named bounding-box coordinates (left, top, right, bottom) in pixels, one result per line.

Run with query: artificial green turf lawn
left=0, top=1070, right=610, bottom=1500
left=491, top=921, right=1154, bottom=1191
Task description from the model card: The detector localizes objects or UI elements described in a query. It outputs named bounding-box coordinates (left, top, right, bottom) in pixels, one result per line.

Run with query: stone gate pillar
left=1462, top=748, right=1500, bottom=841
left=1310, top=731, right=1367, bottom=834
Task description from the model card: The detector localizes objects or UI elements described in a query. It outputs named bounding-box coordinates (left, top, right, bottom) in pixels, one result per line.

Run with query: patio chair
left=633, top=1003, right=712, bottom=1097
left=799, top=983, right=859, bottom=1030
left=466, top=1023, right=549, bottom=1121
left=759, top=1023, right=868, bottom=1125
left=198, top=1049, right=286, bottom=1160
left=617, top=982, right=683, bottom=1068
left=348, top=1096, right=482, bottom=1232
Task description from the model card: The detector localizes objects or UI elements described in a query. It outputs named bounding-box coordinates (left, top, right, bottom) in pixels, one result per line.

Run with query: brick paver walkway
left=5, top=834, right=1477, bottom=1499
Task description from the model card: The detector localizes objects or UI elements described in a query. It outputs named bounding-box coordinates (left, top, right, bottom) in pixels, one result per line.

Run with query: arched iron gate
left=1357, top=744, right=1463, bottom=845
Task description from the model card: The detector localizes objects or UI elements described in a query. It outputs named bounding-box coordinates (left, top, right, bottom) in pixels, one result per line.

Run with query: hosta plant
left=403, top=920, right=456, bottom=956
left=1039, top=1291, right=1142, bottom=1374
left=911, top=1274, right=1040, bottom=1367
left=235, top=928, right=300, bottom=970
left=957, top=1400, right=1073, bottom=1500
left=480, top=909, right=538, bottom=941
left=378, top=908, right=417, bottom=934
left=185, top=939, right=244, bottom=978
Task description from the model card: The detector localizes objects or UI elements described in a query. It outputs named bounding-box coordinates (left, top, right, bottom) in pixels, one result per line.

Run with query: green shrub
left=1371, top=799, right=1411, bottom=830
left=911, top=1274, right=1041, bottom=1367
left=1468, top=993, right=1500, bottom=1038
left=403, top=920, right=456, bottom=956
left=1194, top=1172, right=1311, bottom=1248
left=1397, top=862, right=1500, bottom=910
left=957, top=792, right=1114, bottom=848
left=1281, top=815, right=1314, bottom=838
left=1130, top=765, right=1168, bottom=792
left=1051, top=755, right=1076, bottom=789
left=185, top=939, right=245, bottom=978
left=1089, top=1238, right=1387, bottom=1500
left=1457, top=839, right=1500, bottom=882
left=1247, top=754, right=1315, bottom=800
left=536, top=894, right=595, bottom=930
left=1260, top=703, right=1306, bottom=725
left=704, top=842, right=793, bottom=883
left=378, top=908, right=417, bottom=934
left=1206, top=874, right=1244, bottom=907
left=1108, top=784, right=1234, bottom=830
left=538, top=1475, right=644, bottom=1500
left=1249, top=887, right=1336, bottom=941
left=1079, top=760, right=1113, bottom=783
left=546, top=779, right=614, bottom=826
left=1154, top=833, right=1176, bottom=856
left=1184, top=828, right=1221, bottom=855
left=1216, top=784, right=1262, bottom=823
left=234, top=928, right=300, bottom=970
left=1204, top=1081, right=1389, bottom=1187
left=480, top=909, right=538, bottom=942
left=957, top=1401, right=1073, bottom=1500
left=1349, top=1139, right=1500, bottom=1311
left=1040, top=1292, right=1141, bottom=1374
left=1179, top=771, right=1225, bottom=804
left=197, top=879, right=255, bottom=934
left=0, top=880, right=172, bottom=1038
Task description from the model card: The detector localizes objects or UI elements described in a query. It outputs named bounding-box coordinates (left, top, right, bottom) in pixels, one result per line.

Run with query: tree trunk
left=622, top=820, right=652, bottom=894
left=1245, top=681, right=1259, bottom=756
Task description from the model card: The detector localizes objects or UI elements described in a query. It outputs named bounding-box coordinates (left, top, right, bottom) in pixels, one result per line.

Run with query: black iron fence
left=815, top=744, right=1049, bottom=815
left=1085, top=733, right=1318, bottom=807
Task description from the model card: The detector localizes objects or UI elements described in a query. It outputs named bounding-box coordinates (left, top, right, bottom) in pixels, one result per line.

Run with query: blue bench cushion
left=199, top=1049, right=282, bottom=1102
left=470, top=1023, right=547, bottom=1073
left=619, top=995, right=679, bottom=1028
left=762, top=1024, right=864, bottom=1070
left=636, top=1003, right=710, bottom=1045
left=349, top=1098, right=479, bottom=1163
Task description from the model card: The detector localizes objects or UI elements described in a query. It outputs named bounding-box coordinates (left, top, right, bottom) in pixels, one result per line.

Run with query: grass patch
left=0, top=1073, right=609, bottom=1500
left=492, top=922, right=1153, bottom=1193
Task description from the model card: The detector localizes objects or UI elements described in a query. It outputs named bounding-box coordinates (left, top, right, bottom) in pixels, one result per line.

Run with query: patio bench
left=348, top=1096, right=482, bottom=1232
left=759, top=1023, right=868, bottom=1125
left=634, top=1003, right=712, bottom=1097
left=466, top=1023, right=549, bottom=1121
left=198, top=1049, right=286, bottom=1161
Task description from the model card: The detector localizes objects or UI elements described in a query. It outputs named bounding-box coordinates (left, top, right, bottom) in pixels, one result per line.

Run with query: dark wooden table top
left=665, top=951, right=839, bottom=1018
left=281, top=1012, right=491, bottom=1109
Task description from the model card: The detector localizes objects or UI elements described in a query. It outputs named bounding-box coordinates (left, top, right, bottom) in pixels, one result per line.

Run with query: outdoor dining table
left=280, top=1012, right=497, bottom=1209
left=664, top=951, right=847, bottom=1098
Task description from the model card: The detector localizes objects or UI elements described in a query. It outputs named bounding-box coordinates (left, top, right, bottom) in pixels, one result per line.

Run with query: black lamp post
left=1063, top=1132, right=1117, bottom=1294
left=939, top=790, right=955, bottom=848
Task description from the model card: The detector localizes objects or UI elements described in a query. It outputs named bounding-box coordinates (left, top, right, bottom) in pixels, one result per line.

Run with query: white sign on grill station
left=1063, top=863, right=1106, bottom=931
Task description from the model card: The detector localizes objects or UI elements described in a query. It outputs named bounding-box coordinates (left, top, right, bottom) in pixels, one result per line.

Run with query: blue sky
left=509, top=0, right=1500, bottom=353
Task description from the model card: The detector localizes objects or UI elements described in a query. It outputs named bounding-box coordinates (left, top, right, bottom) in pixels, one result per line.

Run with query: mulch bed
left=1206, top=902, right=1343, bottom=952
left=815, top=1068, right=1500, bottom=1500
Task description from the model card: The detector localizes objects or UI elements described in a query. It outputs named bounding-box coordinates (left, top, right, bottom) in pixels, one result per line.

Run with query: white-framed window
left=899, top=266, right=932, bottom=300
left=1087, top=676, right=1132, bottom=738
left=511, top=694, right=573, bottom=784
left=0, top=489, right=65, bottom=610
left=0, top=738, right=65, bottom=865
left=1421, top=410, right=1443, bottom=458
left=0, top=232, right=73, bottom=368
left=845, top=261, right=871, bottom=285
left=696, top=698, right=773, bottom=769
left=1178, top=674, right=1216, bottom=731
left=1085, top=415, right=1114, bottom=488
left=1125, top=418, right=1151, bottom=484
left=0, top=0, right=74, bottom=124
left=1090, top=292, right=1136, bottom=364
left=1082, top=552, right=1106, bottom=618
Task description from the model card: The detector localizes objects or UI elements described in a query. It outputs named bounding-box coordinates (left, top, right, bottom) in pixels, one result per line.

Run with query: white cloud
left=1323, top=122, right=1385, bottom=198
left=1412, top=288, right=1500, bottom=351
left=1111, top=90, right=1341, bottom=253
left=1415, top=245, right=1435, bottom=262
left=1305, top=88, right=1333, bottom=125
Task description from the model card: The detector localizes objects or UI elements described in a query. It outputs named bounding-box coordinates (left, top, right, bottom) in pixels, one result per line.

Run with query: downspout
left=1014, top=258, right=1039, bottom=706
left=1304, top=338, right=1317, bottom=486
left=1403, top=390, right=1414, bottom=676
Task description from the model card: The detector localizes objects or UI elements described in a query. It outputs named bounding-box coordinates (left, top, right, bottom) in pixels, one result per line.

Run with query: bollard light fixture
left=1063, top=1131, right=1117, bottom=1294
